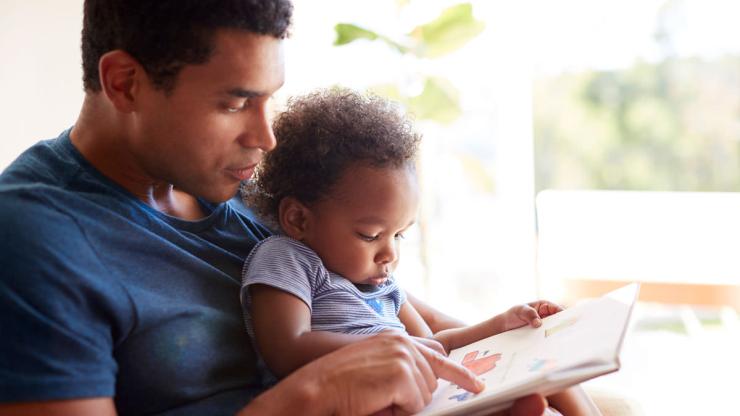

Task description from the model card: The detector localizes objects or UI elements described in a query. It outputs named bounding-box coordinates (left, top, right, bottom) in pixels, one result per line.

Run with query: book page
left=416, top=283, right=639, bottom=416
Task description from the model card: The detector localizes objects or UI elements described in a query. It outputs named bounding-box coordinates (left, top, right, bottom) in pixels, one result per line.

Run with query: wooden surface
left=562, top=278, right=740, bottom=310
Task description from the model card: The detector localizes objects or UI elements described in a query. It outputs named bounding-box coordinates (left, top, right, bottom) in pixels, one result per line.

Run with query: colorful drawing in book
left=461, top=350, right=502, bottom=376
left=544, top=316, right=579, bottom=338
left=528, top=357, right=557, bottom=372
left=448, top=391, right=474, bottom=402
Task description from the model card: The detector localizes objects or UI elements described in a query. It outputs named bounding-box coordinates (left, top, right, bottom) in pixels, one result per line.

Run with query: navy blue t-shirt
left=0, top=129, right=271, bottom=415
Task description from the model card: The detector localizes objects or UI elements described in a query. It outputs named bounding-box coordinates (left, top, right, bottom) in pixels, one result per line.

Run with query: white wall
left=0, top=0, right=84, bottom=169
left=0, top=0, right=539, bottom=320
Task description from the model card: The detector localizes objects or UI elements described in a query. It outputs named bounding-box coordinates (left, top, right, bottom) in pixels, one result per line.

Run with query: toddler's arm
left=407, top=292, right=466, bottom=332
left=249, top=284, right=381, bottom=378
left=421, top=300, right=563, bottom=353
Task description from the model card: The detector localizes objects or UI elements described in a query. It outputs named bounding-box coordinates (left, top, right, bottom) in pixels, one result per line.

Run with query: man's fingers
left=389, top=405, right=412, bottom=416
left=418, top=343, right=485, bottom=394
left=371, top=408, right=394, bottom=416
left=399, top=337, right=438, bottom=399
left=381, top=336, right=436, bottom=414
left=510, top=394, right=548, bottom=416
left=386, top=358, right=427, bottom=414
left=411, top=365, right=434, bottom=407
left=411, top=336, right=447, bottom=356
left=409, top=339, right=444, bottom=398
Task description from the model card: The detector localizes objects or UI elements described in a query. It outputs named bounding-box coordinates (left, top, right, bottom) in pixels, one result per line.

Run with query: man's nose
left=237, top=104, right=277, bottom=152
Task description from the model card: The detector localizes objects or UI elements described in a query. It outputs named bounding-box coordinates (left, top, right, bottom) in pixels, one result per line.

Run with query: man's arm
left=0, top=333, right=554, bottom=416
left=0, top=198, right=120, bottom=409
left=238, top=332, right=552, bottom=416
left=238, top=332, right=485, bottom=416
left=0, top=339, right=551, bottom=416
left=0, top=398, right=117, bottom=416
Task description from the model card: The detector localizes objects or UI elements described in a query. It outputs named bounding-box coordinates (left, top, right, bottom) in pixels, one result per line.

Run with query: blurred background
left=2, top=0, right=738, bottom=414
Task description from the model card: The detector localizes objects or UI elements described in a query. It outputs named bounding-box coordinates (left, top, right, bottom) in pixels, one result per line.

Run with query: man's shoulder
left=0, top=131, right=118, bottom=272
left=0, top=184, right=93, bottom=270
left=0, top=172, right=101, bottom=241
left=2, top=130, right=141, bottom=235
left=0, top=130, right=93, bottom=214
left=1, top=130, right=77, bottom=188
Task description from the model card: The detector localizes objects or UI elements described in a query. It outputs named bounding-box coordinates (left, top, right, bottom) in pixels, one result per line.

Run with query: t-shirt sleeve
left=395, top=284, right=408, bottom=315
left=241, top=237, right=321, bottom=312
left=0, top=193, right=126, bottom=402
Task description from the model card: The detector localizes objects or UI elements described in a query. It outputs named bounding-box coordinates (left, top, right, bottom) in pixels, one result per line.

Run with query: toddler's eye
left=357, top=232, right=378, bottom=242
left=394, top=232, right=405, bottom=240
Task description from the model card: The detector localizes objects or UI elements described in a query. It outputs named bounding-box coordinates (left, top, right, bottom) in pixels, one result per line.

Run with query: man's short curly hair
left=81, top=0, right=292, bottom=93
left=244, top=88, right=421, bottom=229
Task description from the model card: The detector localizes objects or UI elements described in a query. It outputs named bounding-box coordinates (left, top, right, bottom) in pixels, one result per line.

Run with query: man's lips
left=225, top=164, right=257, bottom=181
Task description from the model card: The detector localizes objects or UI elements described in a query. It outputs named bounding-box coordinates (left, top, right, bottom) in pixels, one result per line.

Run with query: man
left=0, top=1, right=577, bottom=415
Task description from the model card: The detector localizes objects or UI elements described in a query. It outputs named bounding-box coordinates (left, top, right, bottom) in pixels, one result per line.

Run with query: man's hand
left=409, top=335, right=447, bottom=356
left=318, top=332, right=484, bottom=415
left=242, top=332, right=558, bottom=416
left=372, top=393, right=555, bottom=416
left=242, top=332, right=483, bottom=415
left=499, top=301, right=563, bottom=332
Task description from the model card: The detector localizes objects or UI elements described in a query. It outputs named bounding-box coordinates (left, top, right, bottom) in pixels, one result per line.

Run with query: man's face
left=133, top=30, right=284, bottom=202
left=302, top=164, right=419, bottom=286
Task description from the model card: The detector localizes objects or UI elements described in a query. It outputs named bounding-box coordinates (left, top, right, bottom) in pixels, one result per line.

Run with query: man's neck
left=71, top=94, right=206, bottom=220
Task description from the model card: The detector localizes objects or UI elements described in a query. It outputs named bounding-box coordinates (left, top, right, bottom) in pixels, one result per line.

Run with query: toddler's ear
left=278, top=197, right=310, bottom=240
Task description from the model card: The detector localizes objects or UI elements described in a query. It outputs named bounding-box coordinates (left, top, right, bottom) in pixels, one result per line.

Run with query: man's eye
left=225, top=100, right=249, bottom=113
left=357, top=232, right=378, bottom=242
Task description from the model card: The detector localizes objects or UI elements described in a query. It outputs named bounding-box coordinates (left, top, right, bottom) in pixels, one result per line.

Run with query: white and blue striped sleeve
left=241, top=236, right=322, bottom=312
left=395, top=284, right=408, bottom=315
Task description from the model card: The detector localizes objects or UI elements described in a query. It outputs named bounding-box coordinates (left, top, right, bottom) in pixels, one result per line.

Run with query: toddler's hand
left=500, top=301, right=563, bottom=332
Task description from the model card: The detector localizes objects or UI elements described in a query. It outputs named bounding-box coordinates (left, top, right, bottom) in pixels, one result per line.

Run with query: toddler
left=240, top=88, right=564, bottom=387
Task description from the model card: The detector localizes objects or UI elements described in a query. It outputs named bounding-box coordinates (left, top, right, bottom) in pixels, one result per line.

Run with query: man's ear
left=279, top=197, right=312, bottom=240
left=97, top=50, right=145, bottom=113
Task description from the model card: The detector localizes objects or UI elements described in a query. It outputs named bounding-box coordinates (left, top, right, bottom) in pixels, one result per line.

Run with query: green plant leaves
left=333, top=3, right=484, bottom=58
left=333, top=3, right=482, bottom=124
left=333, top=23, right=378, bottom=45
left=369, top=78, right=461, bottom=124
left=407, top=77, right=461, bottom=124
left=410, top=3, right=485, bottom=58
left=334, top=23, right=408, bottom=53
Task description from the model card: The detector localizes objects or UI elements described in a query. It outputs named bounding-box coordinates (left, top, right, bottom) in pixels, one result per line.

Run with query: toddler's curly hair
left=244, top=88, right=421, bottom=229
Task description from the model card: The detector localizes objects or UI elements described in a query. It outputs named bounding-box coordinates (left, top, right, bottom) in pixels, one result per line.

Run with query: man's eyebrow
left=224, top=88, right=264, bottom=98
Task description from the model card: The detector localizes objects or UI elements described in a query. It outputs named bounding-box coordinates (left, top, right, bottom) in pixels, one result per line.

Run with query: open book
left=416, top=283, right=640, bottom=416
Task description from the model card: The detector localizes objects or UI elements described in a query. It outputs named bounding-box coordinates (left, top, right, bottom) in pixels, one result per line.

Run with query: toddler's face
left=302, top=164, right=419, bottom=286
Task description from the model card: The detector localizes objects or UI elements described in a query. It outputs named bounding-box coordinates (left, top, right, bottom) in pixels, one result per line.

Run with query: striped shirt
left=241, top=235, right=406, bottom=336
left=241, top=235, right=407, bottom=385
